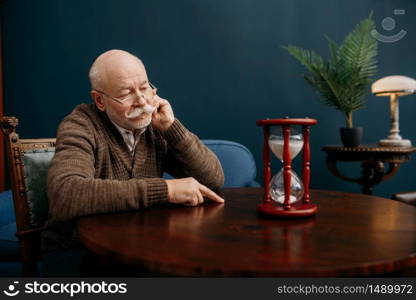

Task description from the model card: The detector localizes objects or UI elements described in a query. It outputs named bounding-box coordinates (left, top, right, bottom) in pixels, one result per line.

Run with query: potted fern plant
left=283, top=13, right=377, bottom=147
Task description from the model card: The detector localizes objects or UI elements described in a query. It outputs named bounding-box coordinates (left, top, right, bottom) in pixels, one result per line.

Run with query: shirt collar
left=109, top=119, right=146, bottom=152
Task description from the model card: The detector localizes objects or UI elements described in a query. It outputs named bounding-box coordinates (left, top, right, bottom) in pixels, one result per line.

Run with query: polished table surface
left=77, top=188, right=416, bottom=277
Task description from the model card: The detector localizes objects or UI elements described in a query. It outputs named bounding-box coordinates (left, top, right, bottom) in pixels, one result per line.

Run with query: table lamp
left=371, top=75, right=416, bottom=147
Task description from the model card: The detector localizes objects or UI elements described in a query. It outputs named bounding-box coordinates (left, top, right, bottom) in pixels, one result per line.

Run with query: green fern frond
left=339, top=14, right=378, bottom=79
left=282, top=45, right=324, bottom=72
left=325, top=35, right=339, bottom=69
left=282, top=12, right=378, bottom=128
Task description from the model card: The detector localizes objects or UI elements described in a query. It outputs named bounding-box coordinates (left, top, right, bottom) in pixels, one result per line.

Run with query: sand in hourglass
left=268, top=139, right=304, bottom=204
left=269, top=139, right=304, bottom=161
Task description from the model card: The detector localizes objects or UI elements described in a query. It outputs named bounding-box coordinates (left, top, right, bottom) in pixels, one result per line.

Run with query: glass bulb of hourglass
left=269, top=170, right=304, bottom=204
left=268, top=127, right=304, bottom=204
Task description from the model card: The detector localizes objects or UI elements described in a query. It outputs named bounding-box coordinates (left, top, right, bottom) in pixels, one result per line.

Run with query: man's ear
left=91, top=90, right=106, bottom=112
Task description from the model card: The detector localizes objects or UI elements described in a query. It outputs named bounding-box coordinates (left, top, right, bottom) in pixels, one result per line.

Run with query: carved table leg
left=327, top=158, right=402, bottom=196
left=359, top=163, right=374, bottom=195
left=358, top=161, right=398, bottom=195
left=383, top=163, right=401, bottom=181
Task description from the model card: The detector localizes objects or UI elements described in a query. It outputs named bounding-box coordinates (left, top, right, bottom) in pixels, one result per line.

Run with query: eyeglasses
left=94, top=82, right=157, bottom=105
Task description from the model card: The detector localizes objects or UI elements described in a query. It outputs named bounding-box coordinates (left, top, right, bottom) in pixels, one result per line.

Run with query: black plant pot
left=340, top=127, right=363, bottom=147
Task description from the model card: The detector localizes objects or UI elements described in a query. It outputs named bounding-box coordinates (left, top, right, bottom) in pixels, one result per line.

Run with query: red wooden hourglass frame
left=256, top=118, right=318, bottom=217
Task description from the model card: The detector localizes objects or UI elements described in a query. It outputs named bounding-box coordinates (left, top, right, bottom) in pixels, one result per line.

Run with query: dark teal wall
left=2, top=0, right=416, bottom=198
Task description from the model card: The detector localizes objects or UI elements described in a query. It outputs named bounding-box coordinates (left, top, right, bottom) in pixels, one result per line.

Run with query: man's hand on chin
left=151, top=95, right=175, bottom=131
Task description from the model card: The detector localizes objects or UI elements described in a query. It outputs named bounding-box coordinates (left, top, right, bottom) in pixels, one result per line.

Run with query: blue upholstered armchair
left=163, top=139, right=260, bottom=187
left=201, top=140, right=260, bottom=187
left=0, top=190, right=21, bottom=276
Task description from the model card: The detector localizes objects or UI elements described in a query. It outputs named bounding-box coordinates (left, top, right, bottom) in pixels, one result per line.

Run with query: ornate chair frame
left=1, top=116, right=55, bottom=276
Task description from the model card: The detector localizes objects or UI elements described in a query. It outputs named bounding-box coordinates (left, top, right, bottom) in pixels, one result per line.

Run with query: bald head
left=89, top=49, right=145, bottom=91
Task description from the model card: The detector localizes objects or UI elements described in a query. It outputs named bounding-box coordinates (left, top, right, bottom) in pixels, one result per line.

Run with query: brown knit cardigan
left=42, top=103, right=224, bottom=251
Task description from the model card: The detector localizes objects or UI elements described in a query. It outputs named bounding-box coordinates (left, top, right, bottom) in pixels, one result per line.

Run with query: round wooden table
left=77, top=188, right=416, bottom=277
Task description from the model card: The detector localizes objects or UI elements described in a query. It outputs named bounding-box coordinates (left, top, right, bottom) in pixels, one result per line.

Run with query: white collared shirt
left=110, top=120, right=145, bottom=153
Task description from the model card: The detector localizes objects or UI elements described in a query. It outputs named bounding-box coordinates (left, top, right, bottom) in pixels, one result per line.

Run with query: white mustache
left=126, top=104, right=156, bottom=119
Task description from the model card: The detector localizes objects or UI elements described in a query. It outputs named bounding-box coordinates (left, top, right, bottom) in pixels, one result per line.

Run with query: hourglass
left=256, top=118, right=318, bottom=217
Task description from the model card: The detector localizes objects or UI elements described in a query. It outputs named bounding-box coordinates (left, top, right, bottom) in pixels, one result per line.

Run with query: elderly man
left=42, top=49, right=224, bottom=276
